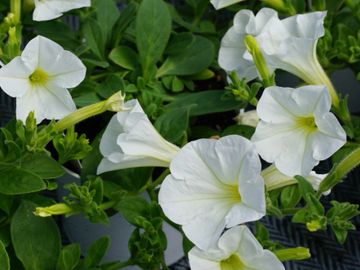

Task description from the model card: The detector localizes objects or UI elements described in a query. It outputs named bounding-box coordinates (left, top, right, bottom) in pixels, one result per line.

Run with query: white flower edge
left=0, top=35, right=86, bottom=123
left=189, top=225, right=285, bottom=270
left=159, top=135, right=266, bottom=250
left=251, top=85, right=346, bottom=176
left=33, top=0, right=91, bottom=21
left=210, top=0, right=244, bottom=10
left=97, top=99, right=180, bottom=174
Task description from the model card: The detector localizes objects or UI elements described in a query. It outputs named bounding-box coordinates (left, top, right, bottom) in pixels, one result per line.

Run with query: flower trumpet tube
left=251, top=85, right=346, bottom=177
left=218, top=8, right=340, bottom=107
left=262, top=164, right=330, bottom=195
left=159, top=135, right=266, bottom=250
left=54, top=91, right=126, bottom=132
left=97, top=99, right=180, bottom=174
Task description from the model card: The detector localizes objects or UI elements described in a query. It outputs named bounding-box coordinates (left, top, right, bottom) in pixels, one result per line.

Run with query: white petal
left=0, top=57, right=32, bottom=97
left=16, top=82, right=76, bottom=123
left=117, top=110, right=179, bottom=163
left=98, top=99, right=179, bottom=172
left=246, top=250, right=285, bottom=270
left=188, top=226, right=285, bottom=270
left=188, top=248, right=222, bottom=270
left=308, top=127, right=346, bottom=161
left=282, top=11, right=326, bottom=39
left=210, top=0, right=243, bottom=10
left=21, top=35, right=86, bottom=88
left=33, top=0, right=90, bottom=21
left=252, top=123, right=317, bottom=176
left=159, top=175, right=232, bottom=250
left=257, top=86, right=331, bottom=122
left=97, top=155, right=168, bottom=175
left=47, top=50, right=86, bottom=88
left=99, top=113, right=124, bottom=158
left=33, top=0, right=63, bottom=21
left=159, top=136, right=265, bottom=250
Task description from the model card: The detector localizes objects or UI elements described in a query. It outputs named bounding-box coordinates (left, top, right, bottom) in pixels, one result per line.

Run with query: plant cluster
left=0, top=0, right=359, bottom=269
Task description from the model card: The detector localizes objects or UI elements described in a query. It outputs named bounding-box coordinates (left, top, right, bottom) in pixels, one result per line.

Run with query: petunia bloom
left=210, top=0, right=244, bottom=10
left=33, top=0, right=91, bottom=21
left=0, top=35, right=86, bottom=123
left=218, top=8, right=340, bottom=106
left=97, top=99, right=180, bottom=174
left=251, top=85, right=346, bottom=177
left=159, top=135, right=266, bottom=250
left=189, top=225, right=285, bottom=270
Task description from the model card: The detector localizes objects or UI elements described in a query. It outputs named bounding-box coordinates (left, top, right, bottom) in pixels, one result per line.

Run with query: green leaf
left=11, top=201, right=61, bottom=270
left=221, top=125, right=255, bottom=139
left=93, top=0, right=119, bottom=44
left=109, top=46, right=138, bottom=70
left=111, top=2, right=138, bottom=46
left=157, top=36, right=215, bottom=77
left=114, top=196, right=149, bottom=226
left=166, top=90, right=240, bottom=116
left=280, top=185, right=301, bottom=209
left=0, top=240, right=10, bottom=270
left=0, top=163, right=46, bottom=195
left=83, top=18, right=105, bottom=59
left=83, top=236, right=110, bottom=268
left=295, top=175, right=315, bottom=197
left=57, top=244, right=81, bottom=270
left=155, top=106, right=190, bottom=143
left=136, top=0, right=171, bottom=80
left=21, top=153, right=64, bottom=179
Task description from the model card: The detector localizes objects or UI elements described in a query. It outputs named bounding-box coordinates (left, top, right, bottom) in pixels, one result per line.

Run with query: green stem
left=149, top=169, right=170, bottom=190
left=10, top=0, right=21, bottom=24
left=318, top=146, right=360, bottom=194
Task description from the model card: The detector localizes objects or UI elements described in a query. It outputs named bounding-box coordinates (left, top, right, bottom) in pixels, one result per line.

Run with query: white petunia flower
left=97, top=99, right=180, bottom=174
left=218, top=8, right=340, bottom=106
left=210, top=0, right=244, bottom=10
left=189, top=225, right=285, bottom=270
left=0, top=35, right=86, bottom=123
left=251, top=85, right=346, bottom=177
left=33, top=0, right=91, bottom=21
left=159, top=135, right=266, bottom=250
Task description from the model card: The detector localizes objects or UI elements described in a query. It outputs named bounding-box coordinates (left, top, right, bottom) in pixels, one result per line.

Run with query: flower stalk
left=318, top=146, right=360, bottom=194
left=244, top=35, right=274, bottom=87
left=54, top=91, right=126, bottom=132
left=10, top=0, right=21, bottom=24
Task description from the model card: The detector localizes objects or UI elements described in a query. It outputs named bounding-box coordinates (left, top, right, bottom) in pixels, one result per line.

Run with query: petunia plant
left=0, top=0, right=359, bottom=270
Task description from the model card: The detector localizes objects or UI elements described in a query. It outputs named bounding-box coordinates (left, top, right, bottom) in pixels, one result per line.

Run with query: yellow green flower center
left=295, top=116, right=317, bottom=132
left=220, top=254, right=246, bottom=270
left=29, top=68, right=49, bottom=85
